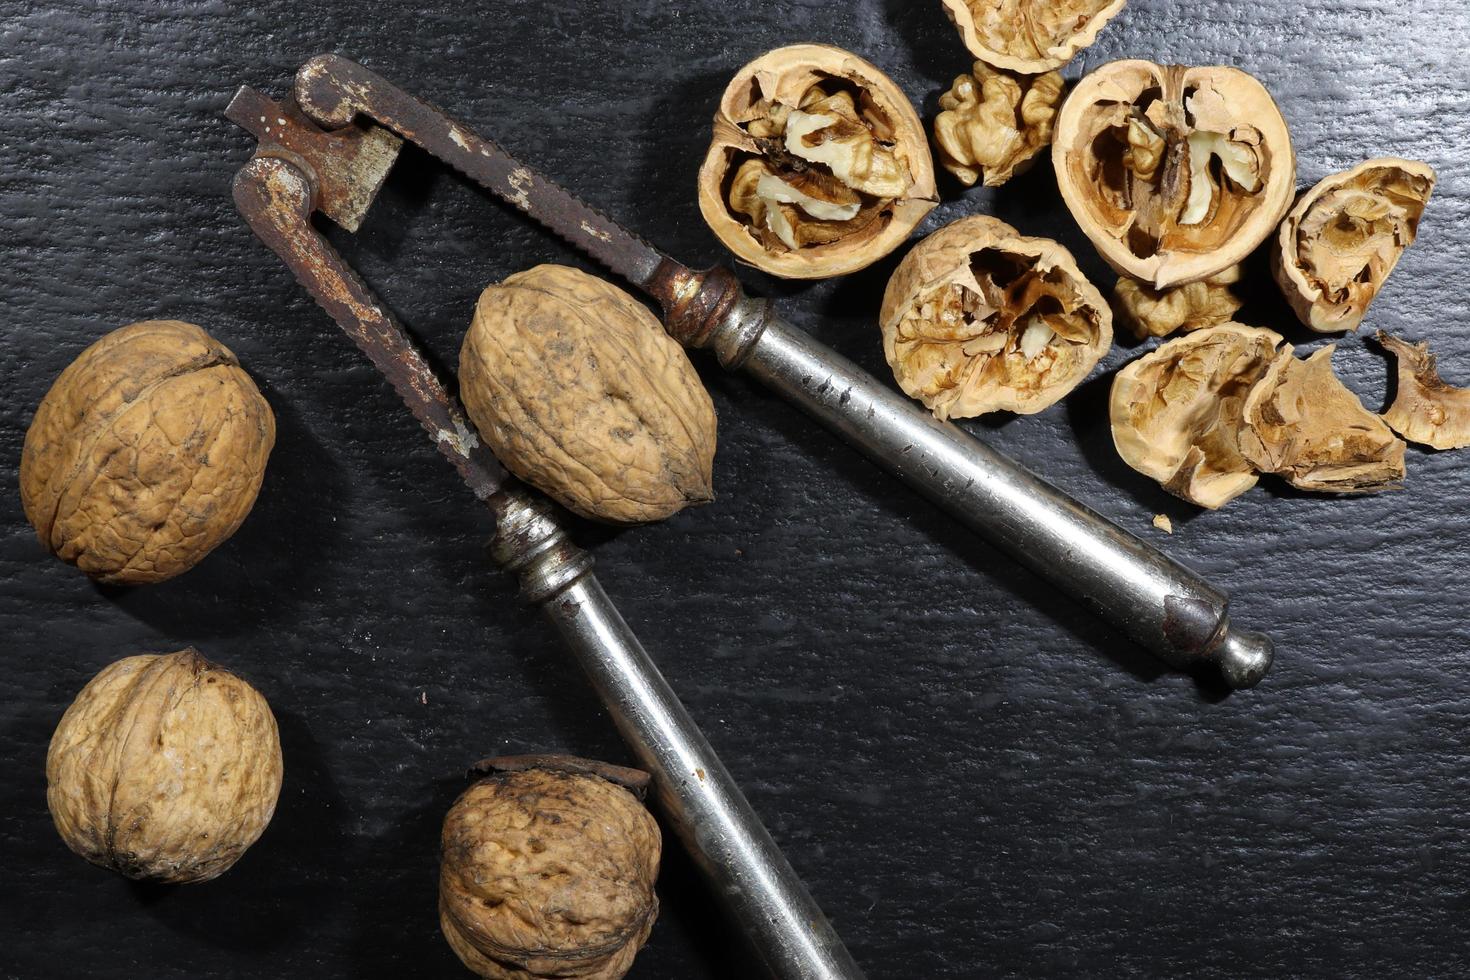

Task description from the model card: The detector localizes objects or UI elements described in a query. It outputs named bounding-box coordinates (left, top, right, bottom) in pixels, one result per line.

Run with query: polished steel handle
left=488, top=488, right=865, bottom=980
left=701, top=297, right=1273, bottom=690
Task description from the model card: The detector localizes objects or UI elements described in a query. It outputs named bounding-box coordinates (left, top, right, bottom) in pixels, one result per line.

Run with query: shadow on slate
left=129, top=710, right=346, bottom=954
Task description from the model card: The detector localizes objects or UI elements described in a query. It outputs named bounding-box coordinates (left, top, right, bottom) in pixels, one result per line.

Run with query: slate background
left=3, top=1, right=1468, bottom=977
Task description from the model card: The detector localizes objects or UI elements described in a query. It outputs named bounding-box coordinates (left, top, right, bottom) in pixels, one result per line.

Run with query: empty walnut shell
left=1110, top=323, right=1283, bottom=509
left=880, top=215, right=1112, bottom=419
left=20, top=320, right=275, bottom=585
left=1377, top=331, right=1470, bottom=450
left=1273, top=158, right=1436, bottom=333
left=1054, top=61, right=1297, bottom=289
left=460, top=265, right=717, bottom=525
left=940, top=0, right=1127, bottom=74
left=46, top=649, right=283, bottom=883
left=439, top=757, right=661, bottom=980
left=698, top=44, right=937, bottom=279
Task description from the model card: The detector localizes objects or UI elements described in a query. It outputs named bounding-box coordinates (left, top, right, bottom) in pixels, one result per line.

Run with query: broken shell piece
left=1274, top=159, right=1436, bottom=333
left=940, top=0, right=1127, bottom=74
left=1237, top=345, right=1405, bottom=493
left=1112, top=266, right=1243, bottom=339
left=880, top=214, right=1112, bottom=419
left=1152, top=514, right=1173, bottom=534
left=1110, top=324, right=1282, bottom=509
left=1377, top=331, right=1470, bottom=450
left=1054, top=61, right=1296, bottom=289
left=699, top=44, right=937, bottom=279
left=934, top=64, right=1064, bottom=187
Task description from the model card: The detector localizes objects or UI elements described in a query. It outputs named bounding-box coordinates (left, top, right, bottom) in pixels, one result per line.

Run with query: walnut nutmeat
left=1111, top=266, right=1243, bottom=340
left=698, top=44, right=937, bottom=279
left=439, top=760, right=661, bottom=980
left=933, top=64, right=1064, bottom=188
left=46, top=649, right=283, bottom=883
left=880, top=215, right=1113, bottom=420
left=459, top=265, right=717, bottom=525
left=19, top=320, right=275, bottom=585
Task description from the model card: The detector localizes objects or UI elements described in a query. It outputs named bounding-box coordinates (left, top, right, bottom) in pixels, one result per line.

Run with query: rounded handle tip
left=1214, top=629, right=1274, bottom=689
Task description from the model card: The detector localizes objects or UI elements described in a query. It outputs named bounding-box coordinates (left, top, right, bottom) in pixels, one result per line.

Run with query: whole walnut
left=439, top=757, right=662, bottom=980
left=460, top=265, right=716, bottom=524
left=20, top=320, right=275, bottom=585
left=46, top=649, right=284, bottom=883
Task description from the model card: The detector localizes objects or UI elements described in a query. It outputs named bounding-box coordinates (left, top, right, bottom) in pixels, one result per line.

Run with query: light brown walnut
left=940, top=0, right=1127, bottom=74
left=20, top=320, right=274, bottom=585
left=1112, top=265, right=1243, bottom=339
left=439, top=761, right=661, bottom=980
left=880, top=215, right=1112, bottom=419
left=1377, top=331, right=1470, bottom=450
left=460, top=265, right=717, bottom=525
left=1054, top=61, right=1296, bottom=289
left=934, top=64, right=1064, bottom=187
left=46, top=649, right=283, bottom=883
left=698, top=44, right=937, bottom=279
left=1274, top=159, right=1436, bottom=333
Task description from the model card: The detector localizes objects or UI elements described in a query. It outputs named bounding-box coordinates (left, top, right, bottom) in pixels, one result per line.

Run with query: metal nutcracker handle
left=665, top=281, right=1274, bottom=690
left=487, top=489, right=863, bottom=979
left=231, top=152, right=863, bottom=980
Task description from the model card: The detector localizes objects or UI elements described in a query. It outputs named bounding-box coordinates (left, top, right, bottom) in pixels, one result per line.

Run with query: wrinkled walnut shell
left=698, top=44, right=937, bottom=279
left=1273, top=158, right=1436, bottom=333
left=20, top=320, right=275, bottom=585
left=1110, top=323, right=1282, bottom=509
left=940, top=0, right=1127, bottom=74
left=460, top=265, right=717, bottom=525
left=880, top=215, right=1112, bottom=419
left=1377, top=331, right=1470, bottom=450
left=934, top=63, right=1064, bottom=188
left=1054, top=61, right=1297, bottom=289
left=46, top=649, right=283, bottom=883
left=439, top=759, right=661, bottom=980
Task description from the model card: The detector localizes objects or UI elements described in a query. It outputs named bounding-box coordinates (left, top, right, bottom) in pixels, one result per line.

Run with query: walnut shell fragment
left=1237, top=345, right=1405, bottom=493
left=20, top=320, right=275, bottom=585
left=934, top=64, right=1064, bottom=187
left=439, top=758, right=661, bottom=980
left=460, top=265, right=717, bottom=525
left=880, top=215, right=1112, bottom=419
left=46, top=649, right=283, bottom=883
left=1112, top=265, right=1243, bottom=340
left=1054, top=61, right=1297, bottom=289
left=1110, top=324, right=1282, bottom=508
left=698, top=44, right=937, bottom=279
left=940, top=0, right=1127, bottom=74
left=1274, top=159, right=1436, bottom=333
left=1376, top=331, right=1470, bottom=450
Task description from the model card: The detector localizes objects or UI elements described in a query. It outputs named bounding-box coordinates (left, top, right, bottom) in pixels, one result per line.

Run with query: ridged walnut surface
left=459, top=265, right=717, bottom=524
left=45, top=650, right=283, bottom=883
left=19, top=320, right=275, bottom=585
left=439, top=768, right=661, bottom=980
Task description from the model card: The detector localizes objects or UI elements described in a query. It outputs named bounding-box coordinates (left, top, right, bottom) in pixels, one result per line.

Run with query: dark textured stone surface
left=3, top=1, right=1468, bottom=976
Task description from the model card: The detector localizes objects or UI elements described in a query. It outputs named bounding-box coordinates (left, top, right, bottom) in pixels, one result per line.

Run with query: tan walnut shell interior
left=19, top=319, right=275, bottom=585
left=1111, top=324, right=1407, bottom=508
left=46, top=649, right=283, bottom=884
left=439, top=766, right=661, bottom=980
left=1054, top=61, right=1297, bottom=290
left=697, top=43, right=937, bottom=279
left=939, top=0, right=1127, bottom=74
left=1376, top=331, right=1470, bottom=451
left=880, top=214, right=1113, bottom=419
left=1273, top=158, right=1436, bottom=333
left=459, top=265, right=717, bottom=525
